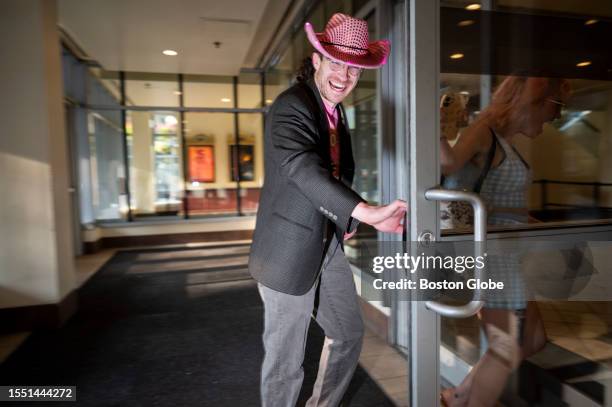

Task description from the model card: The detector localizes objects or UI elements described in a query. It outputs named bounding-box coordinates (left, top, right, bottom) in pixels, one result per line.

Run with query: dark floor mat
left=0, top=246, right=393, bottom=406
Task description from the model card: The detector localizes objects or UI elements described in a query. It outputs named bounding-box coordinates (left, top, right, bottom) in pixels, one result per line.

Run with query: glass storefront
left=67, top=62, right=267, bottom=221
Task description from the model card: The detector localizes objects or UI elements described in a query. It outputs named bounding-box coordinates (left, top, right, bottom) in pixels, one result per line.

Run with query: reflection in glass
left=438, top=3, right=612, bottom=407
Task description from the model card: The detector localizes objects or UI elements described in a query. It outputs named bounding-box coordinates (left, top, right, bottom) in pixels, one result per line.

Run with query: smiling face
left=312, top=52, right=361, bottom=106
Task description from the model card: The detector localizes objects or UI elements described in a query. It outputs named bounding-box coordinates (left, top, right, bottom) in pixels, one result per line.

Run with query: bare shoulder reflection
left=439, top=76, right=571, bottom=407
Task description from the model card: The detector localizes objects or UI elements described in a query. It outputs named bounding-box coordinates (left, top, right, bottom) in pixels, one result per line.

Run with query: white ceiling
left=58, top=0, right=275, bottom=75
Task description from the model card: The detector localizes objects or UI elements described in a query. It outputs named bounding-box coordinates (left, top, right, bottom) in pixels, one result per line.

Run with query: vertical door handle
left=423, top=188, right=486, bottom=318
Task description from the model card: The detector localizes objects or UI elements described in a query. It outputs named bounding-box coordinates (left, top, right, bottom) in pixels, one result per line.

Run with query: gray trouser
left=258, top=238, right=364, bottom=407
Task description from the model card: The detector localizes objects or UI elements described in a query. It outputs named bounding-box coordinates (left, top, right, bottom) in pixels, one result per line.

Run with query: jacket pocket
left=270, top=212, right=313, bottom=241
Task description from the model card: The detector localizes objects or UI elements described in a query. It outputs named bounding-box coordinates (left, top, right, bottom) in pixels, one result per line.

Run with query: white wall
left=0, top=0, right=76, bottom=308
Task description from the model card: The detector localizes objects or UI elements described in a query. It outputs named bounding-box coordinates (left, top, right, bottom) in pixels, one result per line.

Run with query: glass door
left=404, top=0, right=612, bottom=406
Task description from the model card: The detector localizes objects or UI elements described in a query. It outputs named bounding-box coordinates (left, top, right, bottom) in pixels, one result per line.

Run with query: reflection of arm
left=441, top=123, right=491, bottom=176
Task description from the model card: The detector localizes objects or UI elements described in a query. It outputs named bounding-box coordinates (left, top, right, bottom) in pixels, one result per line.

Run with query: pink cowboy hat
left=305, top=13, right=390, bottom=69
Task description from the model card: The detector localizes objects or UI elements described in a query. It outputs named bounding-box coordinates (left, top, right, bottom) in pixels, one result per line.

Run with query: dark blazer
left=248, top=78, right=364, bottom=295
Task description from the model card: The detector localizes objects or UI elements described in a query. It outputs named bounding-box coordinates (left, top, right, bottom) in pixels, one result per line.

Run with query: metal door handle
left=423, top=188, right=486, bottom=318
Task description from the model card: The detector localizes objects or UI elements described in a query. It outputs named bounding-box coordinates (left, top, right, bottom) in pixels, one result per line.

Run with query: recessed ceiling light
left=576, top=61, right=592, bottom=67
left=457, top=20, right=475, bottom=27
left=450, top=53, right=464, bottom=60
left=162, top=49, right=178, bottom=56
left=465, top=4, right=481, bottom=11
left=221, top=98, right=231, bottom=103
left=585, top=19, right=598, bottom=25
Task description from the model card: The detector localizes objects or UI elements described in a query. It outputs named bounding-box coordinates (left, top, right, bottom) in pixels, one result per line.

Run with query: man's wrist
left=351, top=202, right=369, bottom=222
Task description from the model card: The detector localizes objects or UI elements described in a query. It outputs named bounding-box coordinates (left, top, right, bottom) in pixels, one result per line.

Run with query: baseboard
left=0, top=291, right=78, bottom=333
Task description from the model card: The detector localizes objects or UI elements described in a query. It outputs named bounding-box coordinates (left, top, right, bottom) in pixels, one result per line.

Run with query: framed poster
left=188, top=145, right=215, bottom=182
left=230, top=145, right=255, bottom=182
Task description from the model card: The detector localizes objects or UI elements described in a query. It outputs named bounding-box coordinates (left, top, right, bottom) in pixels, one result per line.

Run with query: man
left=248, top=13, right=406, bottom=406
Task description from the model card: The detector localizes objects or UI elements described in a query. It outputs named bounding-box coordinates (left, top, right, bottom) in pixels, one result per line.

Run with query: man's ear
left=312, top=52, right=321, bottom=71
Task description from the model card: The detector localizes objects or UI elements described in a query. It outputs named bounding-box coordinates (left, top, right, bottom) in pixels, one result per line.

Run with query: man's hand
left=351, top=200, right=407, bottom=234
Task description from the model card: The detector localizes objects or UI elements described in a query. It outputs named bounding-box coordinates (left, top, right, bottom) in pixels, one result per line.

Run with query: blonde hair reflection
left=476, top=76, right=571, bottom=132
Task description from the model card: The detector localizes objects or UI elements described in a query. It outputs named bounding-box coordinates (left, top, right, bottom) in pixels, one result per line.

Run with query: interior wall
left=0, top=0, right=76, bottom=308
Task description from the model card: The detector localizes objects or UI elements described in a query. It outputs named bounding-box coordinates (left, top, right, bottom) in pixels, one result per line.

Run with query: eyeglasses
left=546, top=98, right=567, bottom=116
left=324, top=57, right=362, bottom=78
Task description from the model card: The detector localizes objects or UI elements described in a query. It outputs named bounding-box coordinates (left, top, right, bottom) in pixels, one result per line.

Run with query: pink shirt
left=323, top=100, right=340, bottom=178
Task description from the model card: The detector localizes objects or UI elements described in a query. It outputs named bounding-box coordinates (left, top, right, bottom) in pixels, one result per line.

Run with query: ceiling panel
left=58, top=0, right=270, bottom=75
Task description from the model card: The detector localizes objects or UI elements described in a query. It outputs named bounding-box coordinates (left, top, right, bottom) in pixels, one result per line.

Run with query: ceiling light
left=450, top=53, right=464, bottom=60
left=457, top=20, right=475, bottom=27
left=576, top=61, right=592, bottom=67
left=585, top=19, right=598, bottom=25
left=221, top=98, right=231, bottom=103
left=265, top=99, right=273, bottom=104
left=162, top=49, right=178, bottom=56
left=465, top=3, right=481, bottom=11
left=459, top=91, right=470, bottom=95
left=174, top=91, right=182, bottom=95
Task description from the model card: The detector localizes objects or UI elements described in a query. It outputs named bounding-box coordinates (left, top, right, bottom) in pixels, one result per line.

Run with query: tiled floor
left=540, top=301, right=612, bottom=365
left=358, top=329, right=409, bottom=406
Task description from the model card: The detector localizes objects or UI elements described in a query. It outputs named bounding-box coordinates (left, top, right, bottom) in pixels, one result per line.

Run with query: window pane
left=124, top=72, right=179, bottom=107
left=184, top=112, right=237, bottom=216
left=238, top=72, right=262, bottom=108
left=184, top=75, right=234, bottom=108
left=439, top=3, right=612, bottom=232
left=126, top=111, right=184, bottom=219
left=88, top=109, right=127, bottom=221
left=265, top=47, right=294, bottom=105
left=238, top=113, right=264, bottom=215
left=87, top=68, right=121, bottom=107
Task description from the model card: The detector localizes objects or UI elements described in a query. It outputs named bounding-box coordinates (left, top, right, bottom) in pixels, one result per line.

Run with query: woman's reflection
left=439, top=76, right=571, bottom=407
